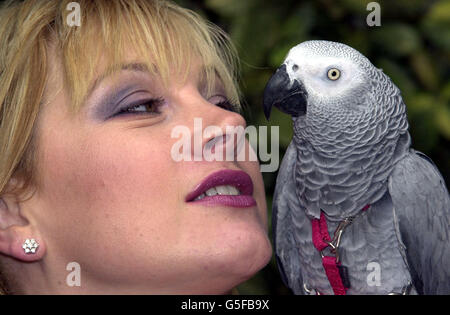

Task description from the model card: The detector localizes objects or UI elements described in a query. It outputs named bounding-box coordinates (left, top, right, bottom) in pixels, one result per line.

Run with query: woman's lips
left=185, top=169, right=256, bottom=208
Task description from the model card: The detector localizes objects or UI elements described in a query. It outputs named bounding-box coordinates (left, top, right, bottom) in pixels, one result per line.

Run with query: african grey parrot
left=263, top=40, right=450, bottom=295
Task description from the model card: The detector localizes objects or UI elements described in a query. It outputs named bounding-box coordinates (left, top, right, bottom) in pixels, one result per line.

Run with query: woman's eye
left=216, top=100, right=233, bottom=111
left=211, top=97, right=238, bottom=112
left=115, top=98, right=164, bottom=117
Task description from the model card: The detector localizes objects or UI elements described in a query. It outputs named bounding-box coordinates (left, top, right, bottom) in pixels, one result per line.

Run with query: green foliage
left=176, top=0, right=450, bottom=294
left=371, top=23, right=422, bottom=57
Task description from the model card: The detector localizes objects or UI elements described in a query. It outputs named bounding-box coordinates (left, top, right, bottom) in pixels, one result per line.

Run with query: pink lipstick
left=185, top=169, right=256, bottom=208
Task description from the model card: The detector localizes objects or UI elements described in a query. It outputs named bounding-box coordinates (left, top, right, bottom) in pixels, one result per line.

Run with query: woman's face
left=26, top=49, right=272, bottom=293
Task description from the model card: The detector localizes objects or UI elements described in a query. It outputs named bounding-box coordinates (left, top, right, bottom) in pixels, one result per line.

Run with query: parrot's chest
left=294, top=193, right=416, bottom=295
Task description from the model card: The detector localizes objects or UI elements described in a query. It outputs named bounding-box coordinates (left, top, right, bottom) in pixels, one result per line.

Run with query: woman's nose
left=182, top=92, right=248, bottom=163
left=203, top=105, right=248, bottom=162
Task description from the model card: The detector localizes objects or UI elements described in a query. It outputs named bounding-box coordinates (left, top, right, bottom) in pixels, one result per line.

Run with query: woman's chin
left=194, top=225, right=272, bottom=291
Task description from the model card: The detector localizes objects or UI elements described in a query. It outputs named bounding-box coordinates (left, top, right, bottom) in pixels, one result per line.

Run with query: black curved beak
left=263, top=64, right=308, bottom=120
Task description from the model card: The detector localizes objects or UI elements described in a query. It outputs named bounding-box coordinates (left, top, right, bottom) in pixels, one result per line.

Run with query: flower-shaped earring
left=22, top=239, right=39, bottom=254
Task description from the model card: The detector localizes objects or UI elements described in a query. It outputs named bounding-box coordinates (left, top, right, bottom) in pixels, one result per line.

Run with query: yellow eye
left=327, top=68, right=341, bottom=80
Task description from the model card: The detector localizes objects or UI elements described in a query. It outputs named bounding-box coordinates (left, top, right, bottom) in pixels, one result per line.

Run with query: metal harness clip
left=320, top=217, right=354, bottom=263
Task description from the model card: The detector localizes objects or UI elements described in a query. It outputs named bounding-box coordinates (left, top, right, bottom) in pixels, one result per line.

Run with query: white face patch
left=284, top=43, right=366, bottom=104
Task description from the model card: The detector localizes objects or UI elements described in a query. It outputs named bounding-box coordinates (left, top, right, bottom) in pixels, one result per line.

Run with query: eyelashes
left=215, top=99, right=238, bottom=112
left=114, top=97, right=164, bottom=117
left=113, top=96, right=237, bottom=118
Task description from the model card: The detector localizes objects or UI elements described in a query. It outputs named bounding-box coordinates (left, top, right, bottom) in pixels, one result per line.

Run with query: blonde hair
left=0, top=0, right=240, bottom=294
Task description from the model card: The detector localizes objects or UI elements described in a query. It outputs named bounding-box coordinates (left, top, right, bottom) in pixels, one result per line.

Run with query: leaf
left=424, top=0, right=450, bottom=23
left=407, top=92, right=439, bottom=152
left=441, top=81, right=450, bottom=102
left=421, top=0, right=450, bottom=50
left=435, top=103, right=450, bottom=140
left=377, top=58, right=417, bottom=95
left=204, top=0, right=254, bottom=17
left=409, top=50, right=440, bottom=91
left=370, top=23, right=422, bottom=57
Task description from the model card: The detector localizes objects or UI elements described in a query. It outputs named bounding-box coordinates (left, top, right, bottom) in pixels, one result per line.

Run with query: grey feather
left=389, top=150, right=450, bottom=294
left=268, top=40, right=449, bottom=294
left=272, top=142, right=304, bottom=294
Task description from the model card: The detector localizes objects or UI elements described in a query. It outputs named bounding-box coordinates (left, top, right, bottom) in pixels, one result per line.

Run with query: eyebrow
left=86, top=62, right=153, bottom=99
left=88, top=62, right=221, bottom=97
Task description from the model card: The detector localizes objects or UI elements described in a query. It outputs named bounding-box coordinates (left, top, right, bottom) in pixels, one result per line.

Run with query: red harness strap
left=311, top=205, right=370, bottom=295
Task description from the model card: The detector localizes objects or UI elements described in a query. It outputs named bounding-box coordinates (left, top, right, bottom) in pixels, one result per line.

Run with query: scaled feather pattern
left=265, top=40, right=450, bottom=295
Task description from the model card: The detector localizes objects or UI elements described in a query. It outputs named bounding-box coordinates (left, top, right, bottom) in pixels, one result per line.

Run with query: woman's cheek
left=242, top=150, right=268, bottom=228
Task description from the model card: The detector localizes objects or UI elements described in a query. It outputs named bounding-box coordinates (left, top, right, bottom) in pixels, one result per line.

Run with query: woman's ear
left=0, top=183, right=46, bottom=262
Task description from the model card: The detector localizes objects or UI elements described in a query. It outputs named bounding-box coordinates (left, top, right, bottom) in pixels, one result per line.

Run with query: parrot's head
left=263, top=40, right=400, bottom=131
